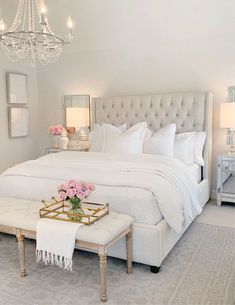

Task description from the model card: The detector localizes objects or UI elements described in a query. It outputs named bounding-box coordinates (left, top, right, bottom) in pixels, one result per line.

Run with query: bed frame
left=91, top=92, right=213, bottom=271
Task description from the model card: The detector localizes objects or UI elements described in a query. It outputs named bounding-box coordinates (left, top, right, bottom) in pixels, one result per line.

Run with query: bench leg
left=126, top=225, right=133, bottom=274
left=16, top=230, right=26, bottom=277
left=99, top=246, right=107, bottom=302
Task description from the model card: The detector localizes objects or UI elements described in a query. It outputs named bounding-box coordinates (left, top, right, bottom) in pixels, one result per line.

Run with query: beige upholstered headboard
left=91, top=92, right=213, bottom=196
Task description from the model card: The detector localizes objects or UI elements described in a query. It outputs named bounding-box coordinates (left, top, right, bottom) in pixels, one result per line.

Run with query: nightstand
left=46, top=146, right=89, bottom=154
left=217, top=153, right=235, bottom=206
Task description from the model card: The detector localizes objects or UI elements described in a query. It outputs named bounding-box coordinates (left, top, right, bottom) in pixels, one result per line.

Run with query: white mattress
left=186, top=163, right=202, bottom=183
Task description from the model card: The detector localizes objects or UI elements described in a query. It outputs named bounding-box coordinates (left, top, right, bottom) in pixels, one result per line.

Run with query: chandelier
left=0, top=0, right=73, bottom=66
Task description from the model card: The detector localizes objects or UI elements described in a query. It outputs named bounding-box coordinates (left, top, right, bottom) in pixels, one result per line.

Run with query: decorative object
left=8, top=107, right=29, bottom=138
left=40, top=197, right=109, bottom=225
left=58, top=133, right=69, bottom=149
left=7, top=73, right=27, bottom=104
left=64, top=95, right=90, bottom=142
left=58, top=180, right=95, bottom=221
left=52, top=135, right=60, bottom=149
left=220, top=102, right=235, bottom=152
left=0, top=0, right=74, bottom=66
left=48, top=124, right=67, bottom=148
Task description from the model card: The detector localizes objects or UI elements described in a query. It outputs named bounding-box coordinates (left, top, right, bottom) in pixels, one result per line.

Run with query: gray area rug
left=0, top=222, right=234, bottom=305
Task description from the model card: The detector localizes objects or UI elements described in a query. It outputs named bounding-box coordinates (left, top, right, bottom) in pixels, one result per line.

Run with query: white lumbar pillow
left=143, top=124, right=176, bottom=157
left=174, top=131, right=206, bottom=165
left=89, top=123, right=127, bottom=152
left=102, top=122, right=147, bottom=154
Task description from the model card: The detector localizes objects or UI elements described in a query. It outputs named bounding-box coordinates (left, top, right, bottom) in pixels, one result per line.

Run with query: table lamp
left=66, top=106, right=90, bottom=141
left=220, top=102, right=235, bottom=152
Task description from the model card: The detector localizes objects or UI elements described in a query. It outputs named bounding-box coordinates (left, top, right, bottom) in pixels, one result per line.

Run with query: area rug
left=0, top=222, right=234, bottom=305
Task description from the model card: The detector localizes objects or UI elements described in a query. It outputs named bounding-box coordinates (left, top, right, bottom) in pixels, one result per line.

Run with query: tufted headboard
left=91, top=92, right=213, bottom=196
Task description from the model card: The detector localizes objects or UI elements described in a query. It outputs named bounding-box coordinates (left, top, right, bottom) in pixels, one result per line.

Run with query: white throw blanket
left=0, top=152, right=202, bottom=233
left=36, top=218, right=83, bottom=271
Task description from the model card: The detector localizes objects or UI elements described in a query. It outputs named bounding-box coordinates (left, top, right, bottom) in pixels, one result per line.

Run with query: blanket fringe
left=36, top=249, right=73, bottom=271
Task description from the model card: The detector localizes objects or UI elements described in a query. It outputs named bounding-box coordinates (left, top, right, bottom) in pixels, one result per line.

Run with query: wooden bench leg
left=16, top=229, right=26, bottom=277
left=99, top=246, right=107, bottom=302
left=126, top=225, right=133, bottom=274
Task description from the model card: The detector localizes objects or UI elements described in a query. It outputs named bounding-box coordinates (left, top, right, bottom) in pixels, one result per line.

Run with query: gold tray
left=39, top=197, right=109, bottom=225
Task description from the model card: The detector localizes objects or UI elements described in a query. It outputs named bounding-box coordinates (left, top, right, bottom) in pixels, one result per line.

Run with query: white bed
left=0, top=91, right=213, bottom=272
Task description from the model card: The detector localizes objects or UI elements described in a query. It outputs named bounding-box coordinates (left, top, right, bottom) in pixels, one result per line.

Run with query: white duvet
left=0, top=152, right=202, bottom=233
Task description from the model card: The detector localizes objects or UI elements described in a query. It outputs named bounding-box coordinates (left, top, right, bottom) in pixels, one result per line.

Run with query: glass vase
left=67, top=198, right=84, bottom=222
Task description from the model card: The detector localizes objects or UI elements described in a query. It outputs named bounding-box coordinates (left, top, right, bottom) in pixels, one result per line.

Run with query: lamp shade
left=220, top=103, right=235, bottom=128
left=66, top=107, right=89, bottom=128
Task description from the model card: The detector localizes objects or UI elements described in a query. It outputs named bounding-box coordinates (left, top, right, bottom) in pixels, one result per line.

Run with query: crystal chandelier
left=0, top=0, right=73, bottom=66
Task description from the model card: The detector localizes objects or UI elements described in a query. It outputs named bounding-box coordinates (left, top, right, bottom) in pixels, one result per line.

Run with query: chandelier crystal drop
left=0, top=0, right=74, bottom=66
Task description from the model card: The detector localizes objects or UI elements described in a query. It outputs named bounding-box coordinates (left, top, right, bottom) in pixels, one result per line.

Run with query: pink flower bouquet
left=58, top=180, right=95, bottom=210
left=48, top=124, right=66, bottom=136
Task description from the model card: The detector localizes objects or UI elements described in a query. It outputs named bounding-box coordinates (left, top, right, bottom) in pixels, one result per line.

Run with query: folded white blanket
left=36, top=218, right=83, bottom=271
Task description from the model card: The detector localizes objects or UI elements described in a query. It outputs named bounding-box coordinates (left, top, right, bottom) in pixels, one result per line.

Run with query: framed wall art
left=6, top=72, right=28, bottom=105
left=8, top=107, right=29, bottom=138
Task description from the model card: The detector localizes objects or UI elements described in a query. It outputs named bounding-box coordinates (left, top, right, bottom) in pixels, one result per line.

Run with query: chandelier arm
left=0, top=31, right=65, bottom=43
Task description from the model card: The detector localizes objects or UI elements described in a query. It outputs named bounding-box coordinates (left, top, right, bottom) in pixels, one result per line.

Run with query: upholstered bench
left=0, top=198, right=134, bottom=302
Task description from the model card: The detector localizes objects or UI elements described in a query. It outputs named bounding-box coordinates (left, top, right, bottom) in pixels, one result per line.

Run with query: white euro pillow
left=102, top=122, right=147, bottom=154
left=174, top=133, right=195, bottom=164
left=174, top=131, right=206, bottom=165
left=89, top=123, right=127, bottom=152
left=143, top=124, right=176, bottom=157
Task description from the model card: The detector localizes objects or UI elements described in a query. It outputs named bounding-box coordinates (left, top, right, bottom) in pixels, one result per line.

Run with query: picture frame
left=8, top=107, right=29, bottom=138
left=6, top=72, right=28, bottom=105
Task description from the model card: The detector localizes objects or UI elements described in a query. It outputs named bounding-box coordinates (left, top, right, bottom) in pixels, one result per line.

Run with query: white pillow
left=174, top=133, right=195, bottom=164
left=143, top=124, right=176, bottom=157
left=89, top=123, right=127, bottom=152
left=102, top=122, right=147, bottom=154
left=193, top=132, right=206, bottom=166
left=174, top=131, right=206, bottom=165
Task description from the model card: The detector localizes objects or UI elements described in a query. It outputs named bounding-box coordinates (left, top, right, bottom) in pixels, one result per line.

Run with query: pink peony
left=66, top=188, right=77, bottom=199
left=58, top=179, right=95, bottom=201
left=48, top=124, right=67, bottom=136
left=62, top=183, right=70, bottom=191
left=68, top=180, right=77, bottom=188
left=87, top=183, right=95, bottom=192
left=59, top=191, right=67, bottom=201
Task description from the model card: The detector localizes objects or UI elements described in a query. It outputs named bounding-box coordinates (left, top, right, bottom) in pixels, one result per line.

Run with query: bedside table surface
left=219, top=152, right=235, bottom=159
left=46, top=146, right=89, bottom=154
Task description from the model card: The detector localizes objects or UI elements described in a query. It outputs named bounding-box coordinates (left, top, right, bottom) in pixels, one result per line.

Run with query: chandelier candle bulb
left=0, top=19, right=5, bottom=33
left=40, top=3, right=46, bottom=24
left=40, top=2, right=46, bottom=15
left=67, top=17, right=73, bottom=29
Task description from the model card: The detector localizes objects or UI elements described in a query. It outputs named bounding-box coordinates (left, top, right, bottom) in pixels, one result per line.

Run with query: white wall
left=0, top=55, right=40, bottom=173
left=37, top=0, right=235, bottom=191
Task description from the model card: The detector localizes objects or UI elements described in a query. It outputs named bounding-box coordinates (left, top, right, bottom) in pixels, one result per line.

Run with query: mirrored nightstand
left=217, top=153, right=235, bottom=206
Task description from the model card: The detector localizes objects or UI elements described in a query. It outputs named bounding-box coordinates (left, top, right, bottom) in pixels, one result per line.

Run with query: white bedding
left=186, top=163, right=202, bottom=183
left=0, top=152, right=202, bottom=233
